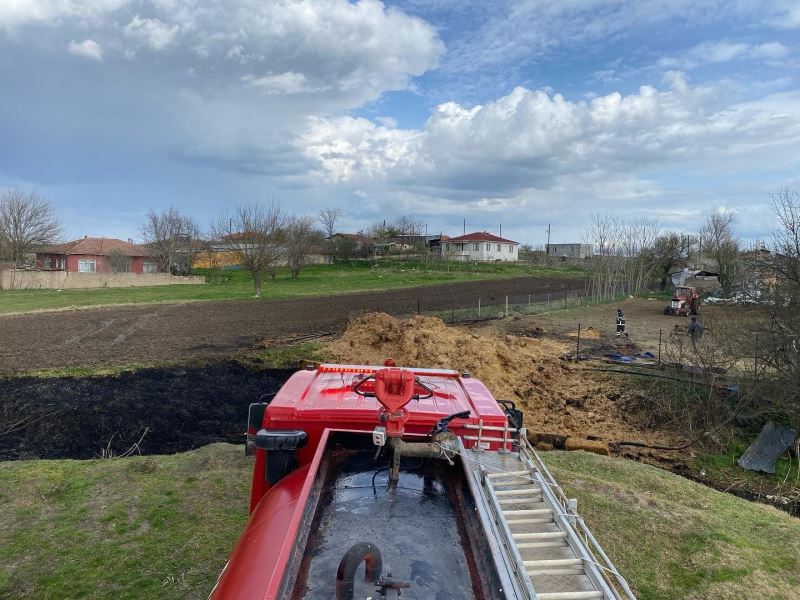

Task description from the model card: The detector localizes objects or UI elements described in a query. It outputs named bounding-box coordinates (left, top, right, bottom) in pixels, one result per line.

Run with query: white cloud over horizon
left=0, top=0, right=799, bottom=243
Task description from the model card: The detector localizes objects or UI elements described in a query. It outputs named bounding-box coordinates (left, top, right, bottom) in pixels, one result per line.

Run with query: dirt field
left=0, top=276, right=582, bottom=374
left=481, top=295, right=735, bottom=356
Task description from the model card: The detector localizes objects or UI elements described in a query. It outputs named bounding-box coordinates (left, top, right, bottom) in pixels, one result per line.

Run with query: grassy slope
left=545, top=451, right=800, bottom=600
left=0, top=261, right=583, bottom=315
left=2, top=445, right=797, bottom=600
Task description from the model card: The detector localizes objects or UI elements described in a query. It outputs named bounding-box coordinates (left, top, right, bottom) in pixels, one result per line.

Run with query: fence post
left=478, top=297, right=481, bottom=318
left=528, top=294, right=531, bottom=310
left=547, top=293, right=550, bottom=311
left=564, top=293, right=567, bottom=310
left=505, top=295, right=509, bottom=318
left=576, top=322, right=581, bottom=360
left=451, top=296, right=454, bottom=324
left=417, top=298, right=420, bottom=315
left=658, top=329, right=662, bottom=367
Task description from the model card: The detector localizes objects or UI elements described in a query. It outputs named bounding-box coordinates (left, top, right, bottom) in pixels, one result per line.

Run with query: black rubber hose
left=335, top=542, right=383, bottom=600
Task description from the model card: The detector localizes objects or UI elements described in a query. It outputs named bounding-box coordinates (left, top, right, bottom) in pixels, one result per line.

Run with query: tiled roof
left=39, top=237, right=153, bottom=257
left=446, top=231, right=518, bottom=244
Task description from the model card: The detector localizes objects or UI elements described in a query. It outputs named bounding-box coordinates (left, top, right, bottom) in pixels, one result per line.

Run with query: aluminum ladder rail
left=461, top=425, right=636, bottom=600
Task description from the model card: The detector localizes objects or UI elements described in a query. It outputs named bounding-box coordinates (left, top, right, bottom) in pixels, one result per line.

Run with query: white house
left=441, top=232, right=519, bottom=262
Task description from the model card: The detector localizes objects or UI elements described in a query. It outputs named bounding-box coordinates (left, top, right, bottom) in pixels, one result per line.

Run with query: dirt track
left=0, top=276, right=583, bottom=374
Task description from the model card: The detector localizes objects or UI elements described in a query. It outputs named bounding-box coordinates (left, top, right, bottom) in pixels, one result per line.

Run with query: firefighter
left=688, top=316, right=703, bottom=350
left=616, top=309, right=628, bottom=338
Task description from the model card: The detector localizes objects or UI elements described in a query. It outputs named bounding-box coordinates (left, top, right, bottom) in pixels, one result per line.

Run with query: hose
left=335, top=542, right=383, bottom=600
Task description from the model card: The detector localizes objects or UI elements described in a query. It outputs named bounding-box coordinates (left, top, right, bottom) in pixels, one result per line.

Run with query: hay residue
left=566, top=326, right=601, bottom=339
left=325, top=313, right=664, bottom=441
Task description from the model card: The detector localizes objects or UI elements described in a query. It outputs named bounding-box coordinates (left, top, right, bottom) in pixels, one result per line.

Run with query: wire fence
left=347, top=283, right=637, bottom=326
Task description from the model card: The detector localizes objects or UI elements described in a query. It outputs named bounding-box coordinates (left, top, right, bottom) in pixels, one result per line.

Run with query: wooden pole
left=478, top=297, right=481, bottom=318
left=505, top=295, right=509, bottom=317
left=658, top=329, right=662, bottom=367
left=576, top=322, right=581, bottom=361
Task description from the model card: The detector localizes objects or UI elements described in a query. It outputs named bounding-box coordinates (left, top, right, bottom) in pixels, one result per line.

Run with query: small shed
left=670, top=268, right=720, bottom=291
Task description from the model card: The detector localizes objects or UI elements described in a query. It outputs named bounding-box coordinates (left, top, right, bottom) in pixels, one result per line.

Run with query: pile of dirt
left=325, top=313, right=672, bottom=443
left=566, top=326, right=601, bottom=339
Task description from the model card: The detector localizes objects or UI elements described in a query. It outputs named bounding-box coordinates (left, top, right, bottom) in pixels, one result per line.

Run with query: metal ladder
left=462, top=429, right=636, bottom=600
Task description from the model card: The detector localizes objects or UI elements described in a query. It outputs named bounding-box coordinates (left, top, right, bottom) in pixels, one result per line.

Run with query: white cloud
left=0, top=0, right=128, bottom=29
left=242, top=72, right=316, bottom=95
left=658, top=40, right=791, bottom=69
left=124, top=15, right=178, bottom=50
left=68, top=38, right=103, bottom=61
left=303, top=76, right=800, bottom=202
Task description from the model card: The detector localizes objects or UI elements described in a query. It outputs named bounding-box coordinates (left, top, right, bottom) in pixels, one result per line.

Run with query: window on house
left=78, top=259, right=96, bottom=273
left=43, top=257, right=51, bottom=269
left=56, top=257, right=65, bottom=270
left=508, top=245, right=513, bottom=252
left=143, top=261, right=157, bottom=274
left=497, top=244, right=501, bottom=251
left=485, top=244, right=490, bottom=251
left=473, top=243, right=479, bottom=251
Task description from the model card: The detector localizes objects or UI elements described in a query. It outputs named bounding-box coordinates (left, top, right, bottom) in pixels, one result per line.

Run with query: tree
left=652, top=232, right=684, bottom=291
left=700, top=209, right=739, bottom=293
left=0, top=189, right=61, bottom=267
left=140, top=208, right=200, bottom=275
left=211, top=202, right=285, bottom=297
left=285, top=215, right=323, bottom=279
left=318, top=207, right=342, bottom=240
left=107, top=249, right=132, bottom=273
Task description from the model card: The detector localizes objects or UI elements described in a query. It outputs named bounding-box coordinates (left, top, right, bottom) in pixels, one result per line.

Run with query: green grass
left=0, top=445, right=252, bottom=600
left=543, top=451, right=800, bottom=600
left=2, top=445, right=798, bottom=599
left=0, top=261, right=584, bottom=315
left=693, top=440, right=799, bottom=497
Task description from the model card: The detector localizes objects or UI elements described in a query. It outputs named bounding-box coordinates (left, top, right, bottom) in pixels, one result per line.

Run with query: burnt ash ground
left=0, top=276, right=583, bottom=374
left=1, top=362, right=292, bottom=460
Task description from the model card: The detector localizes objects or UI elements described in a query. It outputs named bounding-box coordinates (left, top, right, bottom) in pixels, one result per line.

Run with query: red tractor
left=664, top=286, right=700, bottom=316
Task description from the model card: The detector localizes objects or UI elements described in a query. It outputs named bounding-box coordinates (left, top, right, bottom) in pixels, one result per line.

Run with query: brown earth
left=0, top=276, right=582, bottom=374
left=325, top=313, right=678, bottom=447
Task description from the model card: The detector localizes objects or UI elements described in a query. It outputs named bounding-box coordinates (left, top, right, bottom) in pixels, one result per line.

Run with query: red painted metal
left=373, top=367, right=415, bottom=437
left=216, top=364, right=509, bottom=599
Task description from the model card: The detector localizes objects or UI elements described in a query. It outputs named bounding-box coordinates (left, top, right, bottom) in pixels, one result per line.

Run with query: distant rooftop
left=447, top=231, right=518, bottom=244
left=39, top=237, right=152, bottom=257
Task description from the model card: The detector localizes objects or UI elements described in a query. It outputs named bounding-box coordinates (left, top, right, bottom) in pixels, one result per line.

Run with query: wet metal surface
left=293, top=452, right=478, bottom=599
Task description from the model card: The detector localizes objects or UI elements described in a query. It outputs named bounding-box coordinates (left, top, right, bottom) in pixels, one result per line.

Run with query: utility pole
left=499, top=223, right=502, bottom=237
left=463, top=218, right=466, bottom=236
left=545, top=224, right=551, bottom=268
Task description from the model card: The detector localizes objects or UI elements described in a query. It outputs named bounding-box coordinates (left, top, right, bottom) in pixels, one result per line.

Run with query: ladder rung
left=523, top=559, right=583, bottom=568
left=527, top=567, right=585, bottom=576
left=536, top=593, right=603, bottom=600
left=487, top=470, right=530, bottom=478
left=498, top=495, right=541, bottom=504
left=516, top=541, right=568, bottom=549
left=512, top=531, right=566, bottom=540
left=494, top=487, right=540, bottom=496
left=506, top=517, right=553, bottom=525
left=502, top=508, right=552, bottom=516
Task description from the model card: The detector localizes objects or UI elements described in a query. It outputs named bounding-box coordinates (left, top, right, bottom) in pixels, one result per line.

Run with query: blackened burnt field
left=0, top=276, right=582, bottom=374
left=0, top=362, right=292, bottom=461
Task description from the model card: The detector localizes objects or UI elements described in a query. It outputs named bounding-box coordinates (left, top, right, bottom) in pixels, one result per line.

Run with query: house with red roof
left=441, top=231, right=519, bottom=262
left=35, top=237, right=158, bottom=274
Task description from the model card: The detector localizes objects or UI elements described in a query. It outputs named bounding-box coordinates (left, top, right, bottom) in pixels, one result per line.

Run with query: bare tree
left=0, top=189, right=61, bottom=267
left=141, top=208, right=200, bottom=275
left=211, top=202, right=285, bottom=297
left=700, top=209, right=739, bottom=293
left=285, top=216, right=323, bottom=279
left=318, top=207, right=343, bottom=239
left=107, top=249, right=132, bottom=273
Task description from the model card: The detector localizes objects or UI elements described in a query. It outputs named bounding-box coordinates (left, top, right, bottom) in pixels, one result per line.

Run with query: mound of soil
left=0, top=362, right=292, bottom=460
left=325, top=314, right=672, bottom=443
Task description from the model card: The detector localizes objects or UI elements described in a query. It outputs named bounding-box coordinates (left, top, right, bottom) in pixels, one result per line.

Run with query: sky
left=1, top=0, right=799, bottom=246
